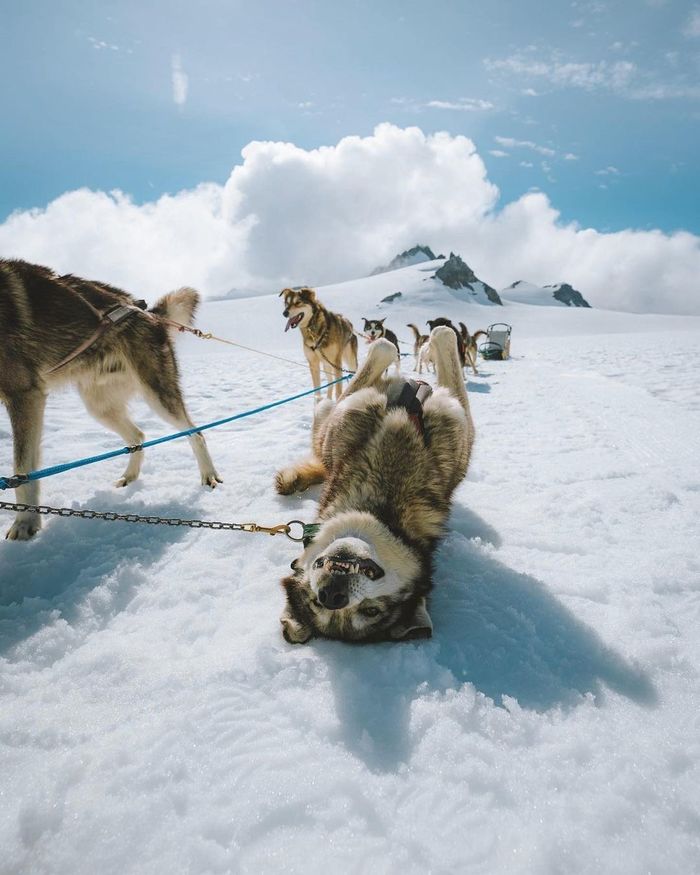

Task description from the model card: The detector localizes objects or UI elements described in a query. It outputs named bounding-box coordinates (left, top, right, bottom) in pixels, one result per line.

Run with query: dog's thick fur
left=280, top=287, right=358, bottom=400
left=362, top=318, right=400, bottom=371
left=275, top=327, right=474, bottom=643
left=0, top=259, right=221, bottom=541
left=406, top=323, right=429, bottom=372
left=458, top=323, right=487, bottom=376
left=427, top=318, right=466, bottom=370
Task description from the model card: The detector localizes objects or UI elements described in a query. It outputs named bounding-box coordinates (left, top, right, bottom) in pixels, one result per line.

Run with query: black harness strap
left=386, top=379, right=432, bottom=443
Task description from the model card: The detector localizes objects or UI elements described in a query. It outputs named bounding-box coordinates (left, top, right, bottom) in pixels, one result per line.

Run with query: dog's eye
left=360, top=605, right=380, bottom=618
left=359, top=559, right=384, bottom=580
left=313, top=557, right=325, bottom=569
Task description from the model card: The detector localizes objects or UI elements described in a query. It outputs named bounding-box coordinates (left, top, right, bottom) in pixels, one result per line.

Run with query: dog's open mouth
left=285, top=313, right=304, bottom=332
left=313, top=556, right=385, bottom=580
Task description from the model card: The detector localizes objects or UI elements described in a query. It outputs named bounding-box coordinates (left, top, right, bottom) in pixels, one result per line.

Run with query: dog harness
left=46, top=299, right=148, bottom=375
left=386, top=379, right=432, bottom=442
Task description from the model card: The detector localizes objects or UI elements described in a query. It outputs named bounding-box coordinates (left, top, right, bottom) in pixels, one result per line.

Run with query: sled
left=479, top=323, right=512, bottom=361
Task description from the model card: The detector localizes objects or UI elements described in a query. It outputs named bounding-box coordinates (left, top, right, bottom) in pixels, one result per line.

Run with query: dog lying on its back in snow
left=0, top=259, right=221, bottom=541
left=275, top=326, right=474, bottom=643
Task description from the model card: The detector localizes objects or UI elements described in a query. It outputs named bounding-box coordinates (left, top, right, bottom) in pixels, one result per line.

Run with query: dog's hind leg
left=430, top=327, right=470, bottom=416
left=135, top=362, right=222, bottom=488
left=5, top=388, right=46, bottom=540
left=78, top=383, right=145, bottom=487
left=340, top=338, right=396, bottom=399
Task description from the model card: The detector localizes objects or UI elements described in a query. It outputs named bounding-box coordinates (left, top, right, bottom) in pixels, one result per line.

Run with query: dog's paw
left=5, top=517, right=41, bottom=541
left=202, top=472, right=223, bottom=488
left=114, top=476, right=136, bottom=488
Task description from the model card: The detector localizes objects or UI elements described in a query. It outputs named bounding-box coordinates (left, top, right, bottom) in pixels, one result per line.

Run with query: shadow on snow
left=317, top=505, right=656, bottom=773
left=0, top=489, right=197, bottom=656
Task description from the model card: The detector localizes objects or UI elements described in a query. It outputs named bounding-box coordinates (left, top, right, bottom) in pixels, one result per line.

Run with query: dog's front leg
left=307, top=356, right=322, bottom=402
left=5, top=388, right=46, bottom=540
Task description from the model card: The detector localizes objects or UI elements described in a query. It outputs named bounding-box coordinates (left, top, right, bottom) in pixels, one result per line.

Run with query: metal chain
left=0, top=501, right=307, bottom=542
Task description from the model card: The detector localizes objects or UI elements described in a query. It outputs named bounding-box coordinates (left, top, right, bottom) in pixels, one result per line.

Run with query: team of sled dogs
left=1, top=261, right=485, bottom=644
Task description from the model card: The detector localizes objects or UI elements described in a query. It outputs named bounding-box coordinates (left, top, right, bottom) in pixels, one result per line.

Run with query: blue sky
left=2, top=0, right=699, bottom=234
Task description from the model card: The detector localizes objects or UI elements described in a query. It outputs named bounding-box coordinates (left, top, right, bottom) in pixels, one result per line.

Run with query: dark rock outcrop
left=434, top=253, right=503, bottom=305
left=546, top=283, right=591, bottom=308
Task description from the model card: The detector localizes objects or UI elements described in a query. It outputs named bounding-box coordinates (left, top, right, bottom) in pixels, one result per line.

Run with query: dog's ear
left=378, top=318, right=386, bottom=324
left=299, top=288, right=316, bottom=303
left=280, top=604, right=313, bottom=644
left=278, top=288, right=288, bottom=298
left=389, top=597, right=433, bottom=641
left=427, top=320, right=435, bottom=329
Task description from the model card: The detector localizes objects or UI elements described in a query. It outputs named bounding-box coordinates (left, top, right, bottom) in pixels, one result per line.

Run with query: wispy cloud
left=391, top=96, right=494, bottom=112
left=489, top=150, right=509, bottom=157
left=495, top=136, right=556, bottom=157
left=171, top=54, right=188, bottom=108
left=87, top=35, right=132, bottom=54
left=683, top=7, right=700, bottom=37
left=426, top=98, right=494, bottom=111
left=595, top=165, right=620, bottom=175
left=485, top=51, right=700, bottom=100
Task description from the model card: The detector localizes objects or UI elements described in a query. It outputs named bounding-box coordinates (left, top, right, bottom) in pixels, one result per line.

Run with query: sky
left=1, top=0, right=699, bottom=312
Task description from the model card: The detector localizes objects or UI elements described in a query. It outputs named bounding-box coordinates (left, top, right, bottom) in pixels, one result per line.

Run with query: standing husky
left=361, top=318, right=400, bottom=371
left=280, top=287, right=358, bottom=400
left=0, top=259, right=221, bottom=541
left=459, top=323, right=487, bottom=376
left=406, top=323, right=429, bottom=372
left=275, top=326, right=474, bottom=643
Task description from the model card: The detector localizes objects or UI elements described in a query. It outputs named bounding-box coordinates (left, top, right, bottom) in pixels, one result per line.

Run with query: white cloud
left=0, top=124, right=698, bottom=314
left=489, top=150, right=509, bottom=157
left=391, top=96, right=494, bottom=112
left=171, top=54, right=188, bottom=107
left=495, top=136, right=556, bottom=157
left=684, top=7, right=700, bottom=36
left=425, top=98, right=494, bottom=111
left=564, top=153, right=579, bottom=160
left=486, top=52, right=700, bottom=99
left=595, top=165, right=620, bottom=175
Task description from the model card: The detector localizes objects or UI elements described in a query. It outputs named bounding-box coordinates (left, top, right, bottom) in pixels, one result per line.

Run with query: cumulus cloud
left=0, top=123, right=698, bottom=314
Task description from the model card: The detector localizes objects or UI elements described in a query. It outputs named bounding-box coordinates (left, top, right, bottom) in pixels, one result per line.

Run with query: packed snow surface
left=1, top=262, right=700, bottom=874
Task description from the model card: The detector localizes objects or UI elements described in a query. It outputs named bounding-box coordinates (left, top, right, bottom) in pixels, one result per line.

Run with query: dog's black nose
left=318, top=580, right=349, bottom=610
left=283, top=309, right=289, bottom=317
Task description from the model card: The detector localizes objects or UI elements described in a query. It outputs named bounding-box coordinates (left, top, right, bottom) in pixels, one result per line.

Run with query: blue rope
left=0, top=375, right=351, bottom=490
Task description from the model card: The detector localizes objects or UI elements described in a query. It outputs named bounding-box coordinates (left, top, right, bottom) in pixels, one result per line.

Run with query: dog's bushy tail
left=472, top=329, right=487, bottom=342
left=406, top=323, right=422, bottom=342
left=150, top=287, right=200, bottom=329
left=275, top=458, right=326, bottom=495
left=459, top=321, right=469, bottom=343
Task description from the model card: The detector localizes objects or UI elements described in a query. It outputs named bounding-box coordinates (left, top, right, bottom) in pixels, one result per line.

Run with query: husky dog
left=427, top=318, right=466, bottom=371
left=275, top=326, right=474, bottom=643
left=0, top=259, right=221, bottom=541
left=361, top=318, right=400, bottom=371
left=280, top=287, right=358, bottom=400
left=458, top=323, right=487, bottom=376
left=406, top=323, right=429, bottom=372
left=417, top=337, right=436, bottom=375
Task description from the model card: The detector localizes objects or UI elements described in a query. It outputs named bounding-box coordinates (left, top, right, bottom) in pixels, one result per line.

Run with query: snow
left=500, top=280, right=569, bottom=307
left=1, top=261, right=700, bottom=874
